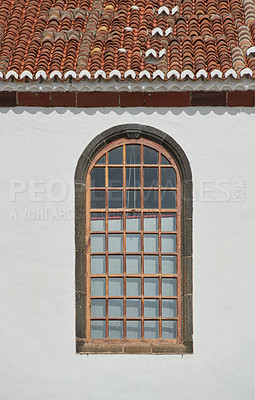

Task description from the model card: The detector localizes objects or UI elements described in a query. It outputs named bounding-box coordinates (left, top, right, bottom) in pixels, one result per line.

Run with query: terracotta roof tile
left=0, top=0, right=255, bottom=81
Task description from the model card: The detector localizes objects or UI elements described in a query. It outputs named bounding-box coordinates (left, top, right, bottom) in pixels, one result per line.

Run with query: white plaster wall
left=0, top=107, right=255, bottom=400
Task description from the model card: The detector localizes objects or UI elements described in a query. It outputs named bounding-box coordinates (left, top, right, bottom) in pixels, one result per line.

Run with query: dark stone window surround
left=75, top=124, right=193, bottom=354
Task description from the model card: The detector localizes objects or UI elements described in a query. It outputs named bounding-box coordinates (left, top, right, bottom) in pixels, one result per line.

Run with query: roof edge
left=0, top=76, right=255, bottom=93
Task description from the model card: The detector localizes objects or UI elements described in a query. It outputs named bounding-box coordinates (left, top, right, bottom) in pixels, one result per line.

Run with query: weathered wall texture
left=0, top=107, right=254, bottom=400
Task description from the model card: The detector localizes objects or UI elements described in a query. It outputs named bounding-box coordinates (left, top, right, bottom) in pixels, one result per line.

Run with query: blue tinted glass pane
left=109, top=168, right=123, bottom=187
left=126, top=255, right=141, bottom=274
left=161, top=234, right=176, bottom=252
left=109, top=320, right=123, bottom=339
left=143, top=168, right=158, bottom=187
left=162, top=278, right=177, bottom=296
left=91, top=190, right=105, bottom=208
left=108, top=255, right=123, bottom=274
left=91, top=320, right=106, bottom=339
left=161, top=256, right=177, bottom=274
left=126, top=320, right=141, bottom=339
left=126, top=299, right=141, bottom=317
left=126, top=168, right=140, bottom=187
left=91, top=212, right=105, bottom=231
left=91, top=255, right=105, bottom=274
left=108, top=147, right=123, bottom=164
left=143, top=146, right=158, bottom=164
left=126, top=234, right=141, bottom=252
left=126, top=213, right=140, bottom=231
left=91, top=278, right=106, bottom=296
left=108, top=299, right=123, bottom=317
left=108, top=190, right=123, bottom=208
left=126, top=190, right=141, bottom=208
left=144, top=320, right=159, bottom=339
left=162, top=320, right=177, bottom=339
left=144, top=278, right=159, bottom=296
left=144, top=190, right=158, bottom=208
left=109, top=278, right=123, bottom=296
left=91, top=299, right=106, bottom=317
left=162, top=299, right=177, bottom=318
left=161, top=213, right=176, bottom=231
left=161, top=191, right=176, bottom=209
left=161, top=168, right=176, bottom=187
left=91, top=234, right=105, bottom=252
left=108, top=212, right=123, bottom=231
left=108, top=234, right=123, bottom=252
left=126, top=145, right=140, bottom=164
left=91, top=167, right=105, bottom=187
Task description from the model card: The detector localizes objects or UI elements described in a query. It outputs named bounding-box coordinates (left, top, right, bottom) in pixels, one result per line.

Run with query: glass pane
left=144, top=256, right=158, bottom=274
left=91, top=167, right=105, bottom=187
left=126, top=145, right=140, bottom=164
left=162, top=320, right=177, bottom=339
left=126, top=190, right=141, bottom=209
left=144, top=190, right=158, bottom=208
left=161, top=213, right=176, bottom=231
left=161, top=154, right=170, bottom=165
left=144, top=213, right=158, bottom=231
left=91, top=278, right=106, bottom=296
left=91, top=190, right=105, bottom=208
left=162, top=256, right=177, bottom=274
left=126, top=255, right=141, bottom=274
left=161, top=168, right=176, bottom=187
left=109, top=255, right=123, bottom=274
left=126, top=234, right=141, bottom=252
left=126, top=212, right=140, bottom=231
left=144, top=146, right=158, bottom=164
left=161, top=191, right=176, bottom=209
left=162, top=278, right=177, bottom=296
left=126, top=278, right=141, bottom=296
left=143, top=168, right=158, bottom=187
left=126, top=320, right=141, bottom=339
left=144, top=278, right=159, bottom=296
left=108, top=299, right=123, bottom=317
left=108, top=146, right=123, bottom=164
left=109, top=278, right=123, bottom=296
left=126, top=299, right=141, bottom=317
left=91, top=255, right=105, bottom=274
left=108, top=168, right=123, bottom=187
left=144, top=234, right=158, bottom=252
left=108, top=212, right=123, bottom=231
left=91, top=299, right=106, bottom=318
left=144, top=320, right=159, bottom=339
left=161, top=234, right=176, bottom=252
left=144, top=299, right=159, bottom=317
left=91, top=234, right=105, bottom=252
left=126, top=168, right=140, bottom=187
left=91, top=320, right=106, bottom=339
left=91, top=212, right=105, bottom=231
left=109, top=320, right=123, bottom=339
left=108, top=234, right=123, bottom=252
left=96, top=154, right=105, bottom=164
left=162, top=299, right=177, bottom=318
left=108, top=190, right=123, bottom=208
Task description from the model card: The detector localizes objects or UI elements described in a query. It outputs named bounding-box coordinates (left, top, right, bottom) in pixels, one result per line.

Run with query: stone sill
left=76, top=340, right=193, bottom=355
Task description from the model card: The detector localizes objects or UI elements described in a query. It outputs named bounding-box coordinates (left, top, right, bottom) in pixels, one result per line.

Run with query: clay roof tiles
left=0, top=0, right=254, bottom=80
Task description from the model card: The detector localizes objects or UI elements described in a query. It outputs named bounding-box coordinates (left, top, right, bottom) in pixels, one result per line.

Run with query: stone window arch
left=75, top=124, right=193, bottom=354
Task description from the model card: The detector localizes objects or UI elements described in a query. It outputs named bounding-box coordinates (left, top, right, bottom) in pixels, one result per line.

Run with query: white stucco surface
left=0, top=107, right=255, bottom=400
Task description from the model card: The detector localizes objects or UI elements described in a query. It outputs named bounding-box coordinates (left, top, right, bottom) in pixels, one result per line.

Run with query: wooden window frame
left=75, top=124, right=193, bottom=354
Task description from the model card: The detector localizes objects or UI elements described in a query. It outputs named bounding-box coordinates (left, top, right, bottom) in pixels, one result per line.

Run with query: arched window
left=75, top=125, right=193, bottom=354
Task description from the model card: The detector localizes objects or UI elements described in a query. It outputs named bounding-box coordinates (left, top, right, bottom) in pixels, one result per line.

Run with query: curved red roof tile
left=0, top=0, right=254, bottom=81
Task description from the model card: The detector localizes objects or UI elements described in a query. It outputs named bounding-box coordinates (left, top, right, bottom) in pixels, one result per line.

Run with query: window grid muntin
left=87, top=139, right=181, bottom=342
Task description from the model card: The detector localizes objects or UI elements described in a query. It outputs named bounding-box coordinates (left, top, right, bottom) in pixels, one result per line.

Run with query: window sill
left=76, top=339, right=193, bottom=354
